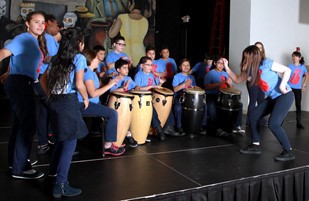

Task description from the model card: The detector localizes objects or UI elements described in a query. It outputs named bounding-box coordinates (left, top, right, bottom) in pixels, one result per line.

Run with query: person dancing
left=223, top=45, right=295, bottom=162
left=41, top=27, right=89, bottom=198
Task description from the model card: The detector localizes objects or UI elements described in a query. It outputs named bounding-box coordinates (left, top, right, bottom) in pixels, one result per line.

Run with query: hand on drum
left=184, top=78, right=193, bottom=88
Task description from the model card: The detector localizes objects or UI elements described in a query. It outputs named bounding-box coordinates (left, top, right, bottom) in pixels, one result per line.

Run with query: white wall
left=230, top=0, right=309, bottom=112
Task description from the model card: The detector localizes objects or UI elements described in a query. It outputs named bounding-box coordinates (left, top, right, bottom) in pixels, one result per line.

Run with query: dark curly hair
left=48, top=27, right=84, bottom=93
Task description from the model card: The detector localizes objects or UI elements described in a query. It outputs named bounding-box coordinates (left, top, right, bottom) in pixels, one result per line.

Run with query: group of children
left=1, top=10, right=308, bottom=199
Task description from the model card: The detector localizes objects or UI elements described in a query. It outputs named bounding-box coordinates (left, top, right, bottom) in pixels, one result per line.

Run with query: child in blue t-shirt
left=288, top=50, right=308, bottom=128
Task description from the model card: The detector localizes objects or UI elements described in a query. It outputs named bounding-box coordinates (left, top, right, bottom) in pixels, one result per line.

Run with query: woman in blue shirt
left=224, top=45, right=295, bottom=162
left=0, top=11, right=46, bottom=180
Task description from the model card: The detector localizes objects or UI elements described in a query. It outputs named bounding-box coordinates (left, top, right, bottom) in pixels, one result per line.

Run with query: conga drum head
left=153, top=87, right=174, bottom=96
left=110, top=91, right=134, bottom=98
left=130, top=90, right=152, bottom=95
left=184, top=87, right=205, bottom=95
left=219, top=87, right=242, bottom=95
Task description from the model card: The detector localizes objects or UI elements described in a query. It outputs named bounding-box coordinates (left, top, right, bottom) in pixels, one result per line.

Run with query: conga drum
left=130, top=90, right=153, bottom=144
left=107, top=91, right=134, bottom=147
left=181, top=87, right=206, bottom=134
left=217, top=87, right=242, bottom=131
left=152, top=87, right=174, bottom=127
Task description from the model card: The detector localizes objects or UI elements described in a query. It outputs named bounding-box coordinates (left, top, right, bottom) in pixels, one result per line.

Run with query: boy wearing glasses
left=105, top=36, right=132, bottom=77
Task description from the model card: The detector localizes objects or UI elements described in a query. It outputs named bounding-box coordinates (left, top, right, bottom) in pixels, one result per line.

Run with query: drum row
left=108, top=87, right=208, bottom=146
left=108, top=87, right=242, bottom=146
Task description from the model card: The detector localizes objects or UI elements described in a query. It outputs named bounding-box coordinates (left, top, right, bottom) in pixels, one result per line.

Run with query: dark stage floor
left=1, top=96, right=309, bottom=201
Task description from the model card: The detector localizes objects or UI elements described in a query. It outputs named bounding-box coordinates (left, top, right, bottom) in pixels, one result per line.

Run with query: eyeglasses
left=143, top=63, right=152, bottom=66
left=116, top=43, right=126, bottom=47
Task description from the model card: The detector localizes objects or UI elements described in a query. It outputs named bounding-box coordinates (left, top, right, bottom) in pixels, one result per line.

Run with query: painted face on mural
left=19, top=3, right=35, bottom=20
left=0, top=0, right=6, bottom=18
left=63, top=12, right=77, bottom=29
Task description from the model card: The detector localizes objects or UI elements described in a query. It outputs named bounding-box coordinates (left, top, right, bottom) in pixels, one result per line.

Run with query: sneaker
left=216, top=129, right=229, bottom=137
left=274, top=150, right=295, bottom=161
left=145, top=136, right=151, bottom=143
left=12, top=169, right=44, bottom=179
left=48, top=133, right=56, bottom=144
left=126, top=136, right=138, bottom=148
left=240, top=144, right=262, bottom=154
left=38, top=144, right=50, bottom=155
left=104, top=144, right=125, bottom=156
left=9, top=159, right=38, bottom=169
left=233, top=126, right=246, bottom=135
left=199, top=126, right=207, bottom=135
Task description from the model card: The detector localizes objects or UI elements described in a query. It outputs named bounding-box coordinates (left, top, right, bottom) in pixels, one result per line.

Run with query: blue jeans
left=33, top=81, right=50, bottom=146
left=249, top=91, right=294, bottom=151
left=152, top=107, right=175, bottom=129
left=4, top=75, right=36, bottom=174
left=246, top=82, right=267, bottom=125
left=49, top=139, right=76, bottom=183
left=80, top=102, right=117, bottom=142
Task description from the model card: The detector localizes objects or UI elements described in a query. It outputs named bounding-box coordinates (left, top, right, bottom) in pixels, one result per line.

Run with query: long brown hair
left=241, top=45, right=262, bottom=86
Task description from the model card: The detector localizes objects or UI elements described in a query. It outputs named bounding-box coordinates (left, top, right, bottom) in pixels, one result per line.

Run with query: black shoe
left=297, top=123, right=304, bottom=129
left=199, top=127, right=207, bottom=135
left=38, top=144, right=50, bottom=155
left=104, top=144, right=125, bottom=156
left=126, top=136, right=138, bottom=147
left=145, top=136, right=151, bottom=143
left=9, top=159, right=38, bottom=170
left=240, top=144, right=262, bottom=154
left=156, top=127, right=167, bottom=141
left=274, top=150, right=295, bottom=161
left=12, top=169, right=44, bottom=180
left=175, top=127, right=185, bottom=135
left=163, top=126, right=185, bottom=137
left=48, top=133, right=56, bottom=144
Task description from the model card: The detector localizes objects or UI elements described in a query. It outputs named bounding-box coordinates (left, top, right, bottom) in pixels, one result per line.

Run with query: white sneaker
left=233, top=126, right=245, bottom=134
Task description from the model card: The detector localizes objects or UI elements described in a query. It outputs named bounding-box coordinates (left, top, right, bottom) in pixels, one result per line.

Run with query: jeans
left=49, top=139, right=77, bottom=183
left=80, top=102, right=117, bottom=142
left=250, top=91, right=294, bottom=151
left=4, top=75, right=36, bottom=174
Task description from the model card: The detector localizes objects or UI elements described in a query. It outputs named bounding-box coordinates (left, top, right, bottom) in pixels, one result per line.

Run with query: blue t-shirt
left=156, top=58, right=178, bottom=79
left=172, top=73, right=196, bottom=96
left=96, top=62, right=106, bottom=73
left=110, top=76, right=137, bottom=92
left=105, top=67, right=118, bottom=75
left=134, top=71, right=158, bottom=87
left=192, top=62, right=212, bottom=79
left=204, top=69, right=229, bottom=95
left=257, top=59, right=291, bottom=99
left=40, top=33, right=59, bottom=75
left=78, top=67, right=100, bottom=103
left=50, top=53, right=87, bottom=94
left=105, top=50, right=128, bottom=64
left=5, top=32, right=43, bottom=80
left=288, top=63, right=307, bottom=89
left=135, top=60, right=165, bottom=76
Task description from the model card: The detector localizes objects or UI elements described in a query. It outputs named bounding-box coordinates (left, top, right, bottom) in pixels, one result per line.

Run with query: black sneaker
left=145, top=136, right=151, bottom=143
left=9, top=159, right=38, bottom=169
left=38, top=144, right=50, bottom=155
left=240, top=144, right=262, bottom=154
left=199, top=126, right=207, bottom=135
left=104, top=144, right=125, bottom=156
left=126, top=136, right=138, bottom=148
left=274, top=150, right=295, bottom=161
left=48, top=133, right=56, bottom=144
left=12, top=169, right=44, bottom=180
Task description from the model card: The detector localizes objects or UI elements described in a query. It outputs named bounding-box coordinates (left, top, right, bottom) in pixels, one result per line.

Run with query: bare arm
left=75, top=70, right=89, bottom=109
left=222, top=58, right=247, bottom=84
left=271, top=62, right=291, bottom=94
left=302, top=72, right=309, bottom=90
left=85, top=78, right=117, bottom=98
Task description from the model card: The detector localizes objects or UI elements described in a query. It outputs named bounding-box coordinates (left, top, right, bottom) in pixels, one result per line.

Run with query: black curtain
left=132, top=166, right=309, bottom=201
